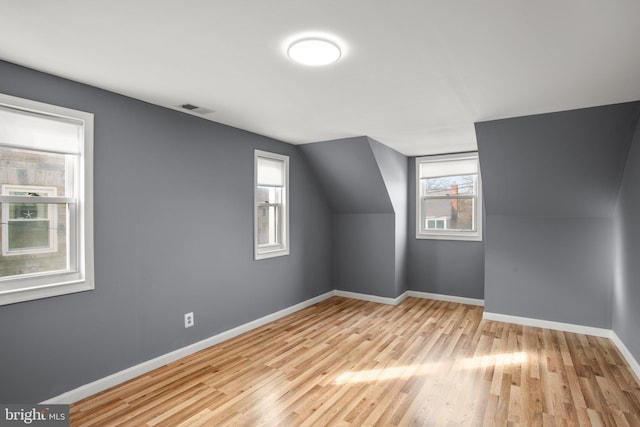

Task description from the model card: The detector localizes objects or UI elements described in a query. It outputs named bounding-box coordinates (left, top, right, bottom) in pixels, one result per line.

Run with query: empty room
left=2, top=1, right=640, bottom=426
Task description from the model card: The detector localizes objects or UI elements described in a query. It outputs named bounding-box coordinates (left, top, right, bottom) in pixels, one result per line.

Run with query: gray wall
left=332, top=213, right=397, bottom=297
left=0, top=60, right=333, bottom=403
left=476, top=103, right=640, bottom=327
left=485, top=216, right=614, bottom=326
left=406, top=159, right=485, bottom=299
left=300, top=137, right=408, bottom=298
left=613, top=113, right=640, bottom=365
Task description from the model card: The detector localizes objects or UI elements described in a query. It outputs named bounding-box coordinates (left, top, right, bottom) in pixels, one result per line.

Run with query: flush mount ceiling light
left=287, top=38, right=342, bottom=66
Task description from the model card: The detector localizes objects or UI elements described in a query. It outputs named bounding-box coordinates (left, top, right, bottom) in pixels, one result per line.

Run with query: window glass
left=254, top=150, right=289, bottom=259
left=2, top=186, right=64, bottom=262
left=416, top=153, right=482, bottom=241
left=0, top=93, right=93, bottom=305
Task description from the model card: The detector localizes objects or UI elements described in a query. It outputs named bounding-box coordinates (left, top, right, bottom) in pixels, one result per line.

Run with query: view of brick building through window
left=0, top=146, right=68, bottom=278
left=422, top=175, right=475, bottom=231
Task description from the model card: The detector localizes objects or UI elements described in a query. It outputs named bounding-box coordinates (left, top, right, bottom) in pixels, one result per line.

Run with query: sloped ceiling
left=299, top=137, right=393, bottom=214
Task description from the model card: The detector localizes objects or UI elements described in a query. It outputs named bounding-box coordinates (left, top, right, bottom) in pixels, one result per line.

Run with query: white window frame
left=254, top=150, right=289, bottom=260
left=416, top=152, right=483, bottom=241
left=0, top=93, right=94, bottom=305
left=2, top=184, right=58, bottom=256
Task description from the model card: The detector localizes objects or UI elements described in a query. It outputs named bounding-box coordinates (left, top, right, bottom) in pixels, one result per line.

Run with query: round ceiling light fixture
left=287, top=37, right=342, bottom=66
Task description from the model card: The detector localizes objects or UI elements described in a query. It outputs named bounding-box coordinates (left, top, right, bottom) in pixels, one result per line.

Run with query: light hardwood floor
left=70, top=297, right=640, bottom=426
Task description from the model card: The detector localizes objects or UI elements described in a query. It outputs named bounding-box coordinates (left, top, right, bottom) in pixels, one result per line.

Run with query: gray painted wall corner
left=368, top=137, right=410, bottom=296
left=477, top=102, right=640, bottom=329
left=613, top=110, right=640, bottom=364
left=301, top=136, right=409, bottom=299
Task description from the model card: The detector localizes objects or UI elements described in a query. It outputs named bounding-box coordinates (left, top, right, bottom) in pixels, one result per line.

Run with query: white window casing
left=416, top=152, right=483, bottom=241
left=254, top=150, right=289, bottom=260
left=0, top=93, right=94, bottom=305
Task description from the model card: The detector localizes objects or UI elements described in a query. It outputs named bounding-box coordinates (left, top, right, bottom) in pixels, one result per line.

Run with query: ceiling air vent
left=179, top=103, right=215, bottom=115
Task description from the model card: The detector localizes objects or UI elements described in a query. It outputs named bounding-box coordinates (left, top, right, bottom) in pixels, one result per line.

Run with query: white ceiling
left=1, top=1, right=640, bottom=156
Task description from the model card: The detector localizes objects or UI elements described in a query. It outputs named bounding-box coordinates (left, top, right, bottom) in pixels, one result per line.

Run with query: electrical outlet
left=184, top=312, right=194, bottom=328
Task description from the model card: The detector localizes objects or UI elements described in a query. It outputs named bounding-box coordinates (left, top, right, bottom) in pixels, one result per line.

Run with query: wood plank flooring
left=70, top=297, right=640, bottom=426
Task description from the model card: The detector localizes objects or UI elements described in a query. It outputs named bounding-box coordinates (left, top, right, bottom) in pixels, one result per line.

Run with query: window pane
left=0, top=146, right=74, bottom=197
left=8, top=220, right=50, bottom=250
left=422, top=197, right=475, bottom=231
left=1, top=203, right=68, bottom=277
left=256, top=186, right=282, bottom=204
left=422, top=174, right=476, bottom=196
left=257, top=205, right=280, bottom=246
left=8, top=202, right=48, bottom=220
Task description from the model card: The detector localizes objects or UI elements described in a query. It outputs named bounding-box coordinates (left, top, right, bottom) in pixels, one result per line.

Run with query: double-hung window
left=0, top=93, right=94, bottom=305
left=254, top=150, right=289, bottom=260
left=416, top=152, right=482, bottom=241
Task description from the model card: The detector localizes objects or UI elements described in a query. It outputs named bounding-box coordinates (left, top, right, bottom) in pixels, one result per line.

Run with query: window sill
left=0, top=278, right=94, bottom=306
left=255, top=247, right=290, bottom=260
left=416, top=232, right=482, bottom=242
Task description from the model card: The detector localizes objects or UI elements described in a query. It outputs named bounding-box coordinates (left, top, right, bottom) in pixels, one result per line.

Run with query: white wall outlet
left=184, top=312, right=194, bottom=328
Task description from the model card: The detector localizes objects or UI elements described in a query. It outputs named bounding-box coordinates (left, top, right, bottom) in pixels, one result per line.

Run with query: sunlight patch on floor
left=334, top=352, right=528, bottom=384
left=461, top=351, right=528, bottom=370
left=334, top=362, right=443, bottom=384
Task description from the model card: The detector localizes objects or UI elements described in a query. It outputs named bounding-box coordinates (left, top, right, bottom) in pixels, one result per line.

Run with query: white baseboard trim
left=610, top=331, right=640, bottom=382
left=407, top=291, right=484, bottom=307
left=41, top=290, right=336, bottom=405
left=44, top=289, right=480, bottom=404
left=334, top=290, right=408, bottom=305
left=43, top=288, right=640, bottom=407
left=482, top=311, right=611, bottom=338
